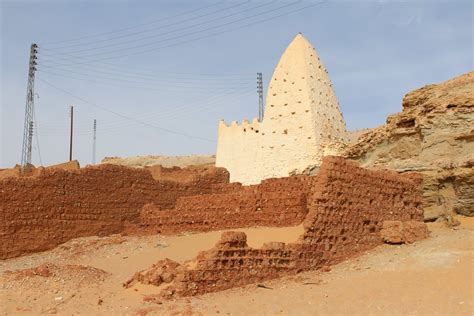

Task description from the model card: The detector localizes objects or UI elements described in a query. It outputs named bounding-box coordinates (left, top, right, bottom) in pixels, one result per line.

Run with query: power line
left=43, top=1, right=276, bottom=55
left=35, top=2, right=326, bottom=84
left=38, top=62, right=253, bottom=85
left=38, top=57, right=254, bottom=82
left=35, top=85, right=254, bottom=133
left=38, top=78, right=215, bottom=142
left=37, top=67, right=254, bottom=89
left=41, top=1, right=226, bottom=46
left=35, top=82, right=252, bottom=128
left=40, top=1, right=301, bottom=62
left=38, top=1, right=325, bottom=67
left=35, top=87, right=253, bottom=135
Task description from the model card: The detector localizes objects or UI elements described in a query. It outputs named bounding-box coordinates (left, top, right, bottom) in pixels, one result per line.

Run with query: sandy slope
left=1, top=220, right=472, bottom=315
left=101, top=155, right=215, bottom=168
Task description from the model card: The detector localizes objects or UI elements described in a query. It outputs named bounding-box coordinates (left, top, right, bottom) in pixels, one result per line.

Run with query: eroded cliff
left=345, top=72, right=474, bottom=220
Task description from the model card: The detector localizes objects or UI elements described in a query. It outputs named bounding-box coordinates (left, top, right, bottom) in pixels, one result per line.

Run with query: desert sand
left=1, top=219, right=472, bottom=315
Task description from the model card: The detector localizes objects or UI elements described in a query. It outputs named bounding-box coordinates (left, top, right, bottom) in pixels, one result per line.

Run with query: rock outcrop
left=345, top=72, right=474, bottom=219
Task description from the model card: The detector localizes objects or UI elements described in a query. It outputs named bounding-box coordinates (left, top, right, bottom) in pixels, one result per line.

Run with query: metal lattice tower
left=20, top=43, right=38, bottom=172
left=92, top=119, right=97, bottom=164
left=257, top=72, right=264, bottom=122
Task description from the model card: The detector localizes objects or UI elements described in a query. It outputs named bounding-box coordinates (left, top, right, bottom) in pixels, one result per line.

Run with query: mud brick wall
left=294, top=156, right=423, bottom=269
left=145, top=165, right=219, bottom=184
left=173, top=232, right=298, bottom=297
left=159, top=156, right=424, bottom=298
left=137, top=176, right=315, bottom=234
left=0, top=164, right=230, bottom=259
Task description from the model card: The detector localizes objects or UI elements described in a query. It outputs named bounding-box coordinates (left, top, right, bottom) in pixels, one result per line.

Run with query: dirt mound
left=123, top=258, right=182, bottom=289
left=345, top=72, right=474, bottom=220
left=0, top=160, right=80, bottom=180
left=102, top=155, right=215, bottom=168
left=3, top=263, right=109, bottom=283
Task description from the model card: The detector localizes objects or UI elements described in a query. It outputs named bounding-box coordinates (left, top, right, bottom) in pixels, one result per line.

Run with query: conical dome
left=264, top=33, right=347, bottom=143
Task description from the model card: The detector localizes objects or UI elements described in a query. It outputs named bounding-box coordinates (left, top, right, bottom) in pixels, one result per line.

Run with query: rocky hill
left=345, top=72, right=473, bottom=220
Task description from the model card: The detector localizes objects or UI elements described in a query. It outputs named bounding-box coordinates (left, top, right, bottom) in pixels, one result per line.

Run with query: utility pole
left=28, top=121, right=34, bottom=160
left=69, top=106, right=74, bottom=161
left=92, top=119, right=97, bottom=164
left=20, top=43, right=38, bottom=172
left=257, top=72, right=264, bottom=122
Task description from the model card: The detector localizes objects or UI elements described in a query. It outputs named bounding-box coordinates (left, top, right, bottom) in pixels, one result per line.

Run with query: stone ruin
left=216, top=33, right=348, bottom=184
left=1, top=156, right=429, bottom=298
left=0, top=162, right=314, bottom=259
left=125, top=156, right=428, bottom=299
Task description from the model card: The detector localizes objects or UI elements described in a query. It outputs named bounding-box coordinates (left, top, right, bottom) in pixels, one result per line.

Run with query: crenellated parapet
left=218, top=118, right=262, bottom=134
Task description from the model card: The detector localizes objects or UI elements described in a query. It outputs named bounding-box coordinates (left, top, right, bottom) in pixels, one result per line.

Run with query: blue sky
left=1, top=0, right=472, bottom=168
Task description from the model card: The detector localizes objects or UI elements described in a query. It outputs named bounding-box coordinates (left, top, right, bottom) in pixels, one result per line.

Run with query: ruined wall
left=293, top=156, right=423, bottom=269
left=216, top=34, right=348, bottom=184
left=144, top=164, right=219, bottom=183
left=136, top=176, right=315, bottom=234
left=0, top=164, right=230, bottom=259
left=1, top=163, right=317, bottom=260
left=142, top=156, right=424, bottom=298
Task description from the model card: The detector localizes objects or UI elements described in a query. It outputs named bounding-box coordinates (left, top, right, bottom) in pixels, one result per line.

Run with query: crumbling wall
left=1, top=163, right=317, bottom=260
left=0, top=164, right=230, bottom=259
left=294, top=156, right=423, bottom=269
left=139, top=156, right=424, bottom=298
left=136, top=176, right=315, bottom=234
left=144, top=164, right=219, bottom=183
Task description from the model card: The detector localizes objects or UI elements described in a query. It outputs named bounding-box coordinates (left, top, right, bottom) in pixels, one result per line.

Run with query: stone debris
left=380, top=221, right=430, bottom=244
left=123, top=258, right=182, bottom=288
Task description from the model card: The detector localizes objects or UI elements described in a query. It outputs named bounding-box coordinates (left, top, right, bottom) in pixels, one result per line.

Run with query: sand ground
left=1, top=219, right=473, bottom=316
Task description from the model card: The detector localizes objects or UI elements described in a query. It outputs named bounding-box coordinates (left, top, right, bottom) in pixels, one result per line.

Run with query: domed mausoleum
left=216, top=33, right=348, bottom=184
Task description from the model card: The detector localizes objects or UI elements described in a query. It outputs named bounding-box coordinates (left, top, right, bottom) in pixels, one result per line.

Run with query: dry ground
left=1, top=219, right=473, bottom=316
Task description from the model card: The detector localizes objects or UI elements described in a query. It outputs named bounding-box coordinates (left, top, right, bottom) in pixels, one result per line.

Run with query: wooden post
left=69, top=106, right=73, bottom=161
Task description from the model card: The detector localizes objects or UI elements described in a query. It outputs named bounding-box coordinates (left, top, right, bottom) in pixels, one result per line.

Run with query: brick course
left=0, top=164, right=229, bottom=259
left=136, top=176, right=314, bottom=234
left=1, top=164, right=315, bottom=259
